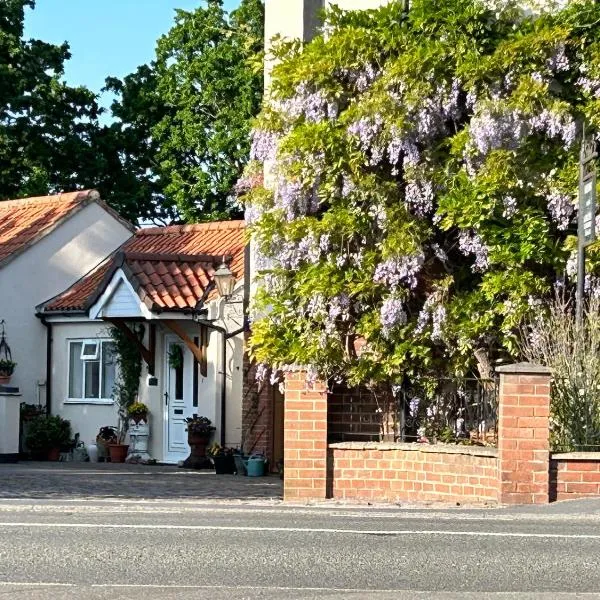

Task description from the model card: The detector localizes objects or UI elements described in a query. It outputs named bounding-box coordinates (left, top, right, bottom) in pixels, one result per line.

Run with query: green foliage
left=109, top=325, right=143, bottom=441
left=127, top=402, right=149, bottom=418
left=0, top=0, right=101, bottom=202
left=105, top=0, right=265, bottom=222
left=25, top=415, right=72, bottom=453
left=246, top=0, right=600, bottom=386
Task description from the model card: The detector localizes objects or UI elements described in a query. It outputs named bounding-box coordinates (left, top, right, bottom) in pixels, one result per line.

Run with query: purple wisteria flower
left=547, top=190, right=574, bottom=230
left=502, top=195, right=518, bottom=219
left=374, top=253, right=424, bottom=289
left=458, top=230, right=490, bottom=272
left=529, top=109, right=577, bottom=149
left=275, top=82, right=336, bottom=124
left=274, top=177, right=319, bottom=221
left=348, top=116, right=385, bottom=165
left=577, top=76, right=600, bottom=99
left=255, top=363, right=268, bottom=384
left=409, top=397, right=420, bottom=418
left=547, top=43, right=570, bottom=73
left=340, top=64, right=380, bottom=92
left=468, top=108, right=526, bottom=158
left=380, top=297, right=407, bottom=335
left=244, top=203, right=263, bottom=225
left=404, top=179, right=434, bottom=216
left=250, top=129, right=278, bottom=161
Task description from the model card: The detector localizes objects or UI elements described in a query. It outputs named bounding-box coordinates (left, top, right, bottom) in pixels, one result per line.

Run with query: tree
left=0, top=0, right=101, bottom=200
left=106, top=0, right=265, bottom=223
left=244, top=0, right=600, bottom=387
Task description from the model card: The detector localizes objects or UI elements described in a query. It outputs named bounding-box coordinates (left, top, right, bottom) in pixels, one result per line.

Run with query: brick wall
left=496, top=363, right=551, bottom=505
left=241, top=352, right=274, bottom=461
left=283, top=371, right=328, bottom=500
left=550, top=454, right=600, bottom=501
left=329, top=443, right=498, bottom=504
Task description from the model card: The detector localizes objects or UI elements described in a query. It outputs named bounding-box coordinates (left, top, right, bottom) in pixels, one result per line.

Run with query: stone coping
left=551, top=452, right=600, bottom=461
left=329, top=441, right=498, bottom=458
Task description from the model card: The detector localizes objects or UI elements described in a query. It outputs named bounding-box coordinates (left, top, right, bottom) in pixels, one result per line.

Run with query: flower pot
left=212, top=454, right=235, bottom=475
left=108, top=443, right=129, bottom=463
left=47, top=447, right=60, bottom=461
left=130, top=413, right=148, bottom=425
left=0, top=375, right=11, bottom=385
left=182, top=432, right=212, bottom=469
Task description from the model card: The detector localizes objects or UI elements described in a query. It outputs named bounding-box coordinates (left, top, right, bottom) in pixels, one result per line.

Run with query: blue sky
left=24, top=0, right=241, bottom=107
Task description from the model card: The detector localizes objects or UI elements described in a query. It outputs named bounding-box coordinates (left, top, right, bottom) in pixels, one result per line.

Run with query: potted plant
left=127, top=402, right=149, bottom=424
left=0, top=359, right=16, bottom=384
left=95, top=426, right=117, bottom=461
left=207, top=443, right=236, bottom=474
left=25, top=415, right=72, bottom=461
left=182, top=414, right=215, bottom=469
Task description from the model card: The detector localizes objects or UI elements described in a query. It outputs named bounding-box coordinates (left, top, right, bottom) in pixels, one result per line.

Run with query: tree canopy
left=0, top=0, right=101, bottom=200
left=1, top=0, right=264, bottom=225
left=105, top=0, right=265, bottom=223
left=244, top=0, right=600, bottom=386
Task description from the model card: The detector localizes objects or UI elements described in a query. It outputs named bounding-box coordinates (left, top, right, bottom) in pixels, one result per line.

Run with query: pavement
left=2, top=462, right=600, bottom=598
left=0, top=461, right=283, bottom=502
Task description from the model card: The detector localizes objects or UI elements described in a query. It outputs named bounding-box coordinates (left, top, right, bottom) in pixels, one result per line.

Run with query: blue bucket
left=245, top=455, right=265, bottom=477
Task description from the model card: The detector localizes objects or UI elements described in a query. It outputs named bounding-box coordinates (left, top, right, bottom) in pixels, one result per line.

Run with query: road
left=1, top=499, right=600, bottom=598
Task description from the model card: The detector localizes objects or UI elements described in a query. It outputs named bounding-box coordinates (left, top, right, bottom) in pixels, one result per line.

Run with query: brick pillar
left=496, top=362, right=552, bottom=505
left=283, top=371, right=328, bottom=501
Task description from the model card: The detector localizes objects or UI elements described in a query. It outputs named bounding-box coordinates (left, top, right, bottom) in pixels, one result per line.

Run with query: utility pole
left=577, top=129, right=597, bottom=324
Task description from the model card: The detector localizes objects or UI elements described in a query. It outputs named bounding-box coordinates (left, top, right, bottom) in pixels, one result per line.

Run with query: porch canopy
left=37, top=221, right=246, bottom=374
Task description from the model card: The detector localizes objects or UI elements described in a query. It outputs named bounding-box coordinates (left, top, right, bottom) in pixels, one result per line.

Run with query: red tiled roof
left=0, top=190, right=97, bottom=267
left=40, top=221, right=246, bottom=314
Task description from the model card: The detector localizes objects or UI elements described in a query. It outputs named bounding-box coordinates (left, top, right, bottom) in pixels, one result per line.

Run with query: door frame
left=162, top=334, right=194, bottom=464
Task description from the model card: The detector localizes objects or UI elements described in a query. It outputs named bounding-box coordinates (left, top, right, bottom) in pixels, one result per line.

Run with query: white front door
left=163, top=336, right=193, bottom=463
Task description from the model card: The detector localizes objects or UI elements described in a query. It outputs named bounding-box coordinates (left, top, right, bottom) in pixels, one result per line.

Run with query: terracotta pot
left=182, top=432, right=212, bottom=469
left=47, top=447, right=60, bottom=461
left=108, top=443, right=129, bottom=463
left=0, top=375, right=11, bottom=385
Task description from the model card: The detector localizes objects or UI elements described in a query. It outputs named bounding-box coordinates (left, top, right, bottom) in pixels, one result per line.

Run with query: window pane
left=81, top=342, right=99, bottom=359
left=101, top=342, right=116, bottom=399
left=69, top=342, right=83, bottom=398
left=84, top=360, right=100, bottom=398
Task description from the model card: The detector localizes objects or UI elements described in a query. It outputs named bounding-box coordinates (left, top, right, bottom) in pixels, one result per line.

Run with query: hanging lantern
left=0, top=321, right=15, bottom=384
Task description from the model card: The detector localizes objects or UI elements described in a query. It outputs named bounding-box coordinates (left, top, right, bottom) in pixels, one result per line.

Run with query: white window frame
left=65, top=339, right=116, bottom=405
left=80, top=341, right=99, bottom=360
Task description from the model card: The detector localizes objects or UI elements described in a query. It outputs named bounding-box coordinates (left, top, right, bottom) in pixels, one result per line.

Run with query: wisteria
left=274, top=82, right=337, bottom=123
left=380, top=297, right=407, bottom=335
left=547, top=43, right=570, bottom=73
left=250, top=129, right=279, bottom=161
left=502, top=195, right=518, bottom=219
left=374, top=254, right=424, bottom=289
left=404, top=178, right=434, bottom=216
left=529, top=109, right=577, bottom=149
left=246, top=0, right=600, bottom=389
left=546, top=190, right=574, bottom=230
left=458, top=230, right=490, bottom=272
left=348, top=116, right=385, bottom=165
left=255, top=363, right=268, bottom=384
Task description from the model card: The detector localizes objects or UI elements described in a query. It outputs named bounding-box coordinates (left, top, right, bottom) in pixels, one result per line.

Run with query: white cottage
left=0, top=191, right=134, bottom=408
left=37, top=221, right=247, bottom=464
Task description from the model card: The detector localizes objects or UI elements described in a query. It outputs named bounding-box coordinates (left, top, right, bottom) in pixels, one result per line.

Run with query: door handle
left=164, top=392, right=169, bottom=405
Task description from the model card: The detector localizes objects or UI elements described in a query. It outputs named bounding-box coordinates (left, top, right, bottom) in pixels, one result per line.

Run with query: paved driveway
left=0, top=462, right=283, bottom=502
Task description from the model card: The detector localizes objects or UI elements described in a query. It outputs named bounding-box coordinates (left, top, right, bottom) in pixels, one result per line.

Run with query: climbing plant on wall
left=242, top=0, right=600, bottom=386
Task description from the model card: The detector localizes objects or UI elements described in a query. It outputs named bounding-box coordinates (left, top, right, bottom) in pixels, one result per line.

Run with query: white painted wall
left=49, top=320, right=119, bottom=447
left=49, top=292, right=246, bottom=462
left=0, top=202, right=132, bottom=405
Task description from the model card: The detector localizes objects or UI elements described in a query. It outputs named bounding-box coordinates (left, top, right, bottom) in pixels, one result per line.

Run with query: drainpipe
left=40, top=317, right=52, bottom=416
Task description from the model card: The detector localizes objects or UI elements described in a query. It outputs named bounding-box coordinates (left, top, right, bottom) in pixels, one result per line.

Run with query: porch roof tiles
left=39, top=220, right=246, bottom=314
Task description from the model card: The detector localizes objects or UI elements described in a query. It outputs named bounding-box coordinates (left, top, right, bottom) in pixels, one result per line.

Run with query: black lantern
left=213, top=259, right=236, bottom=300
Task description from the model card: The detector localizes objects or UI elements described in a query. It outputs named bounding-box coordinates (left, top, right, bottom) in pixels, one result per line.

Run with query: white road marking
left=0, top=521, right=598, bottom=538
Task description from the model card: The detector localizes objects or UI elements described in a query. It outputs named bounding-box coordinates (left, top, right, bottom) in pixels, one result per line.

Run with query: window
left=67, top=340, right=116, bottom=403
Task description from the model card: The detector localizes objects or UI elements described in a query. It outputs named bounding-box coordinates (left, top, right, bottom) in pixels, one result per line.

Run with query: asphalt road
left=1, top=499, right=600, bottom=599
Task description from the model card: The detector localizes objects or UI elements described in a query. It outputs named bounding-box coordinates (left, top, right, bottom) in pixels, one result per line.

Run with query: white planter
left=126, top=418, right=152, bottom=464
